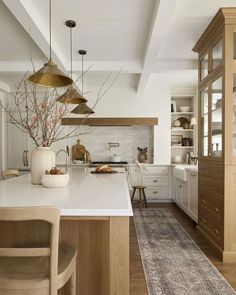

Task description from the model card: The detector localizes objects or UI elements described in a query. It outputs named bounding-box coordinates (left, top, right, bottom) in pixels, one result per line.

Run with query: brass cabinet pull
left=214, top=229, right=219, bottom=234
left=153, top=180, right=158, bottom=183
left=214, top=208, right=219, bottom=213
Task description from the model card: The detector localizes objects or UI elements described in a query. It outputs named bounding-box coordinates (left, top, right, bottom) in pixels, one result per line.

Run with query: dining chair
left=2, top=169, right=20, bottom=180
left=0, top=207, right=77, bottom=295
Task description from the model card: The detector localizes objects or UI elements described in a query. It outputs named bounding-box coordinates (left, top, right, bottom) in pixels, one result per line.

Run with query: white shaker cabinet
left=172, top=167, right=198, bottom=222
left=187, top=170, right=198, bottom=221
left=129, top=164, right=170, bottom=202
left=7, top=124, right=33, bottom=169
left=175, top=179, right=188, bottom=209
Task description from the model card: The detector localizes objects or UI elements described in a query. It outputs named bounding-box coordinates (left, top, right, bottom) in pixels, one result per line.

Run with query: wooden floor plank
left=130, top=203, right=236, bottom=295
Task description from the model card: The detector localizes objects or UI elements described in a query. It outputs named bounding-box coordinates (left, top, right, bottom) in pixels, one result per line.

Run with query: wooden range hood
left=61, top=117, right=158, bottom=126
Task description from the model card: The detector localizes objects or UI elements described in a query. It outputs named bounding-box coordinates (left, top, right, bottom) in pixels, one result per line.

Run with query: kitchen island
left=0, top=167, right=133, bottom=295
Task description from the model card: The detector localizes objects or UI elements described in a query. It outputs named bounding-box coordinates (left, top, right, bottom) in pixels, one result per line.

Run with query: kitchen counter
left=0, top=167, right=131, bottom=295
left=0, top=167, right=133, bottom=217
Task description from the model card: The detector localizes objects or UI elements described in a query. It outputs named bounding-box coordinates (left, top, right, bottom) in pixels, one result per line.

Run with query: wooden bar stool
left=131, top=185, right=148, bottom=209
left=0, top=207, right=77, bottom=295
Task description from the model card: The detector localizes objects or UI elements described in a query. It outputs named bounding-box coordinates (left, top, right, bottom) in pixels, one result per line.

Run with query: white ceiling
left=0, top=0, right=236, bottom=92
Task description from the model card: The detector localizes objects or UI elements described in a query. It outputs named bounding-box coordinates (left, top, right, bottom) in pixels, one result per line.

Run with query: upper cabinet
left=193, top=8, right=236, bottom=164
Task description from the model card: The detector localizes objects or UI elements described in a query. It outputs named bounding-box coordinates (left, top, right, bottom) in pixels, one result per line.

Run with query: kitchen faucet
left=56, top=145, right=69, bottom=172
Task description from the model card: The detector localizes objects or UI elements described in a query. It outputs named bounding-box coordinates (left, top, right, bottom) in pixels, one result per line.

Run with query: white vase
left=31, top=147, right=55, bottom=185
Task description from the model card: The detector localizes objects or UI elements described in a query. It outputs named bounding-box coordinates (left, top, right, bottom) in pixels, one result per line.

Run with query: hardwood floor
left=130, top=203, right=236, bottom=295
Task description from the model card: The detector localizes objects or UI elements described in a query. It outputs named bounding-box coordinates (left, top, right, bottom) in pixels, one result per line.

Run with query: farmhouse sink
left=174, top=165, right=198, bottom=182
left=173, top=166, right=189, bottom=182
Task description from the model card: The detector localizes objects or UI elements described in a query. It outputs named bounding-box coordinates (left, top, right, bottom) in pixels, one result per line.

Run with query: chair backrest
left=0, top=206, right=60, bottom=294
left=2, top=169, right=19, bottom=180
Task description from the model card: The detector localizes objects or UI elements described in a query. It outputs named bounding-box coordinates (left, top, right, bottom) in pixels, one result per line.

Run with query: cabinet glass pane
left=212, top=39, right=223, bottom=69
left=200, top=87, right=208, bottom=156
left=233, top=75, right=236, bottom=156
left=200, top=53, right=208, bottom=81
left=234, top=33, right=236, bottom=59
left=211, top=77, right=223, bottom=157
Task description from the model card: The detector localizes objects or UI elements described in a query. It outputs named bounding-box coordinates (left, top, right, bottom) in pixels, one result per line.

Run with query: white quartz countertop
left=0, top=167, right=133, bottom=217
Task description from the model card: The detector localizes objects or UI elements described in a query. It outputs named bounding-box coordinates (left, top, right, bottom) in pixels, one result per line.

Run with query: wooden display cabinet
left=193, top=8, right=236, bottom=262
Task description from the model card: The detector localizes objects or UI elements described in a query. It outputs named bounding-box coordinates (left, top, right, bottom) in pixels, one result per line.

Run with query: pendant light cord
left=82, top=54, right=84, bottom=95
left=49, top=0, right=52, bottom=60
left=70, top=27, right=73, bottom=79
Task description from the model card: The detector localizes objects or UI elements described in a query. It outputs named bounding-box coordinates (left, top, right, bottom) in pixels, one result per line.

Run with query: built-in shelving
left=171, top=95, right=197, bottom=163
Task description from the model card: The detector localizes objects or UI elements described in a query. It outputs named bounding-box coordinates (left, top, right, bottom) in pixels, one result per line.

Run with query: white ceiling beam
left=2, top=0, right=68, bottom=71
left=0, top=60, right=142, bottom=74
left=0, top=81, right=10, bottom=93
left=137, top=0, right=179, bottom=94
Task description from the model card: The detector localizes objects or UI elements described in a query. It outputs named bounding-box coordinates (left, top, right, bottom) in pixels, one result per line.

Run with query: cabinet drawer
left=145, top=187, right=169, bottom=199
left=142, top=166, right=168, bottom=175
left=199, top=191, right=224, bottom=223
left=199, top=176, right=224, bottom=200
left=143, top=176, right=168, bottom=187
left=199, top=162, right=224, bottom=179
left=199, top=206, right=224, bottom=248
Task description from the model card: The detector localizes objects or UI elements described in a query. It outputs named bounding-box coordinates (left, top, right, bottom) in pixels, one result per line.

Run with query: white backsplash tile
left=71, top=126, right=154, bottom=163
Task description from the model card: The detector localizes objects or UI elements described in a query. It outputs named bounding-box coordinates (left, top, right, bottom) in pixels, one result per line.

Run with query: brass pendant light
left=57, top=20, right=87, bottom=103
left=71, top=50, right=94, bottom=114
left=28, top=0, right=73, bottom=88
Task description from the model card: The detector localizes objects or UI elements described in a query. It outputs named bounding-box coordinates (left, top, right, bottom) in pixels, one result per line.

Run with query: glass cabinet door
left=200, top=52, right=209, bottom=81
left=212, top=39, right=223, bottom=70
left=233, top=76, right=236, bottom=156
left=200, top=87, right=209, bottom=157
left=211, top=76, right=223, bottom=158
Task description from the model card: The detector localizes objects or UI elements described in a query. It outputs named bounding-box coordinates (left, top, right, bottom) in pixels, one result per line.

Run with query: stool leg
left=142, top=188, right=148, bottom=208
left=139, top=188, right=142, bottom=209
left=131, top=188, right=136, bottom=201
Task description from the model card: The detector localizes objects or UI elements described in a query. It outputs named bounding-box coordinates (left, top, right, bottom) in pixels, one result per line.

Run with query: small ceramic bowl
left=180, top=106, right=190, bottom=112
left=42, top=173, right=69, bottom=188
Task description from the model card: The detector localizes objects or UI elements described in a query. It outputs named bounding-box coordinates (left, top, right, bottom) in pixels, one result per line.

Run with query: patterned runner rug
left=134, top=208, right=236, bottom=295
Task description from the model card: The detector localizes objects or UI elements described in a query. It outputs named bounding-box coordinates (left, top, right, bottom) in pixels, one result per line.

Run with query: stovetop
left=91, top=161, right=128, bottom=165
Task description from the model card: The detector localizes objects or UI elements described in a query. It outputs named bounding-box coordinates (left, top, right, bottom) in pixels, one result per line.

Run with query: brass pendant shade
left=57, top=87, right=87, bottom=104
left=28, top=59, right=73, bottom=88
left=28, top=0, right=73, bottom=88
left=71, top=103, right=94, bottom=114
left=70, top=49, right=95, bottom=115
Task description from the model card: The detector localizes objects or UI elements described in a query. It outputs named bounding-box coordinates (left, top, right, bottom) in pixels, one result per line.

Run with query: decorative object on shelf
left=28, top=0, right=73, bottom=88
left=177, top=117, right=190, bottom=129
left=182, top=137, right=193, bottom=147
left=171, top=100, right=177, bottom=112
left=57, top=20, right=87, bottom=104
left=190, top=117, right=197, bottom=128
left=71, top=50, right=94, bottom=114
left=171, top=135, right=182, bottom=146
left=173, top=119, right=181, bottom=127
left=137, top=147, right=148, bottom=163
left=72, top=140, right=90, bottom=163
left=31, top=147, right=55, bottom=184
left=180, top=106, right=190, bottom=112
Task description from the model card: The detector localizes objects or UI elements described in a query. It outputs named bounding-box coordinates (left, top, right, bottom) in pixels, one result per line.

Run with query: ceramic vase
left=31, top=147, right=55, bottom=185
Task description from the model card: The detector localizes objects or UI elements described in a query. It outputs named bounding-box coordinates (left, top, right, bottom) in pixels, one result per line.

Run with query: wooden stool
left=131, top=186, right=148, bottom=209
